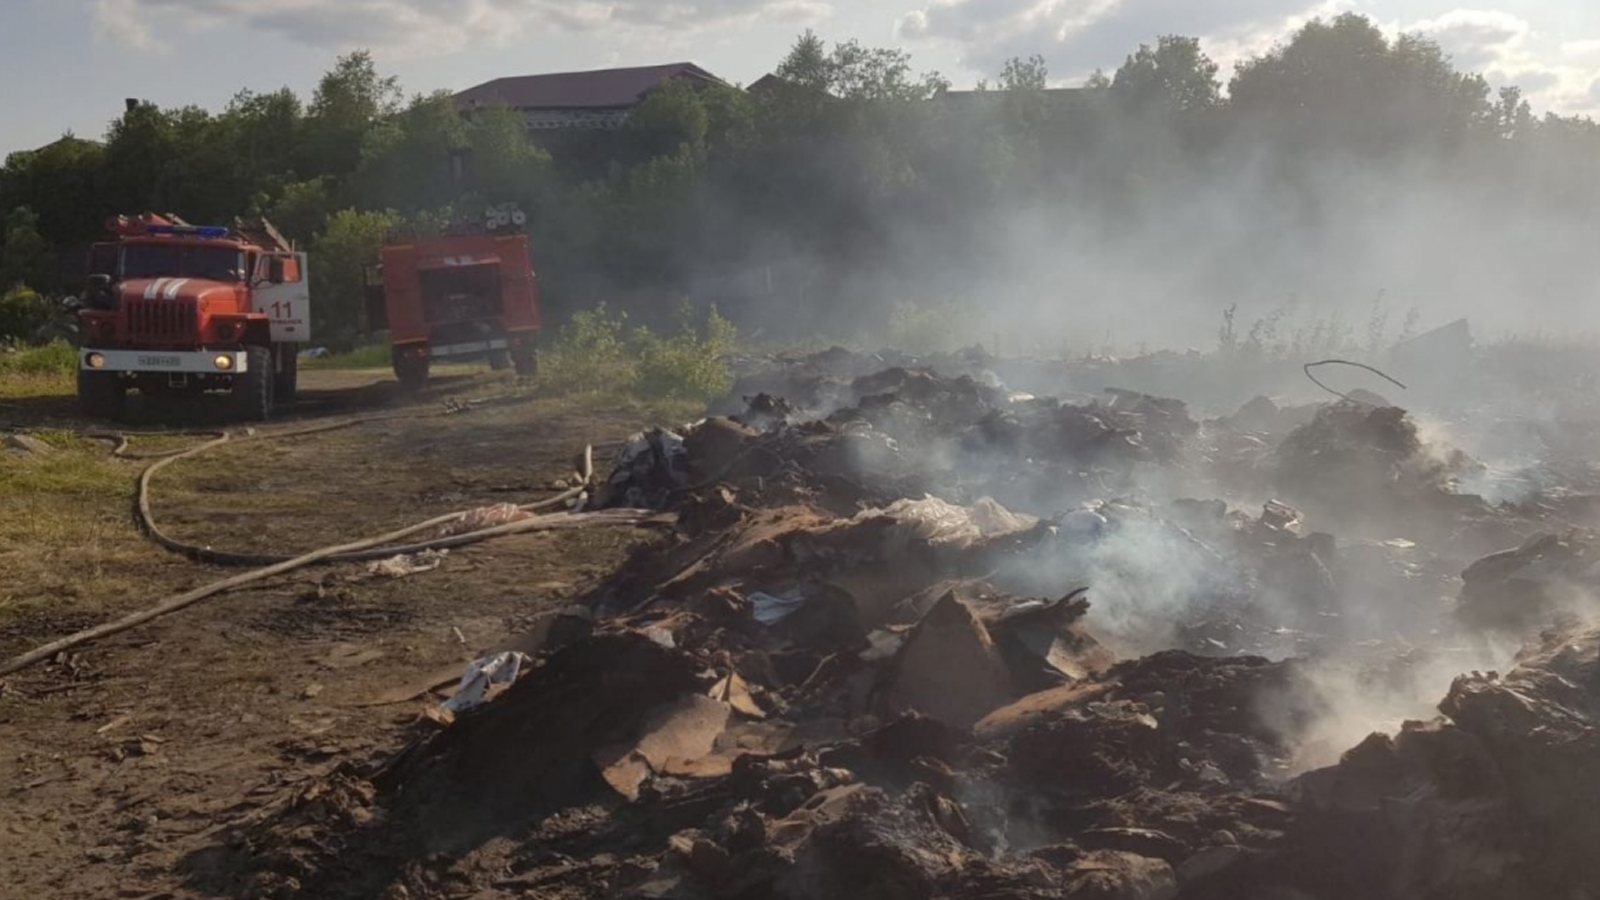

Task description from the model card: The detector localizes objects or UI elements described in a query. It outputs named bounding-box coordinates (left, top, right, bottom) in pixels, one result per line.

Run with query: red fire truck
left=366, top=204, right=540, bottom=389
left=76, top=214, right=309, bottom=421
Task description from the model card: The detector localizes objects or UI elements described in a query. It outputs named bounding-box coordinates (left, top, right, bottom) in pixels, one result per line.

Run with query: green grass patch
left=0, top=442, right=128, bottom=498
left=0, top=339, right=77, bottom=376
left=0, top=340, right=76, bottom=399
left=301, top=342, right=394, bottom=370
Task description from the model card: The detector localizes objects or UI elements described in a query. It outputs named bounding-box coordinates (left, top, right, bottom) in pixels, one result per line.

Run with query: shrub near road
left=519, top=302, right=735, bottom=402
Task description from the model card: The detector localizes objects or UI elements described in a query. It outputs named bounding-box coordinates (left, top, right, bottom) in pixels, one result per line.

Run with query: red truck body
left=372, top=222, right=540, bottom=387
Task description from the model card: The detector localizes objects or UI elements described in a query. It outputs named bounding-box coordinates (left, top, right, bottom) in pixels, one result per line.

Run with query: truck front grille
left=125, top=298, right=198, bottom=342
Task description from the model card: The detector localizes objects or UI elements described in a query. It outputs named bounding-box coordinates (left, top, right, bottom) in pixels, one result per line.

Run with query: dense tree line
left=3, top=13, right=1598, bottom=346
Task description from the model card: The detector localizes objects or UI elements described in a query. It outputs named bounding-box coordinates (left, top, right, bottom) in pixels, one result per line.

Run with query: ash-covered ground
left=199, top=340, right=1600, bottom=900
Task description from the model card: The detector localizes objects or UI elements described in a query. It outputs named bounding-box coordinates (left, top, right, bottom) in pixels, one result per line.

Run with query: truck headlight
left=86, top=352, right=106, bottom=369
left=214, top=354, right=234, bottom=371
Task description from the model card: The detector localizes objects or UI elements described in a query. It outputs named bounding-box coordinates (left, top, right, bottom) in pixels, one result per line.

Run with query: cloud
left=1405, top=9, right=1600, bottom=117
left=896, top=0, right=1345, bottom=79
left=92, top=0, right=159, bottom=52
left=90, top=0, right=831, bottom=55
left=898, top=0, right=1600, bottom=117
left=1406, top=9, right=1526, bottom=70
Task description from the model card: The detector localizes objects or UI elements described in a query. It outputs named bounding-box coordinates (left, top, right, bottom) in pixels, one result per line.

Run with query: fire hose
left=0, top=406, right=664, bottom=677
left=1303, top=358, right=1408, bottom=402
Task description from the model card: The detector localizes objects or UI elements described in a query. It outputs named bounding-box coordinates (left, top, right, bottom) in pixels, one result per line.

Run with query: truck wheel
left=512, top=343, right=538, bottom=379
left=232, top=346, right=274, bottom=421
left=394, top=355, right=429, bottom=391
left=78, top=370, right=127, bottom=420
left=274, top=346, right=299, bottom=403
left=487, top=349, right=510, bottom=371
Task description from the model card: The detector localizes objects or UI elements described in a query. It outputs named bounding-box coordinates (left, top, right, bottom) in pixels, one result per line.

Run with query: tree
left=303, top=51, right=402, bottom=178
left=0, top=136, right=107, bottom=249
left=699, top=83, right=757, bottom=155
left=1111, top=35, right=1220, bottom=113
left=1000, top=55, right=1048, bottom=93
left=627, top=79, right=710, bottom=160
left=0, top=207, right=53, bottom=292
left=1492, top=86, right=1535, bottom=141
left=310, top=208, right=398, bottom=343
left=100, top=101, right=178, bottom=212
left=350, top=91, right=469, bottom=212
left=266, top=178, right=335, bottom=246
left=1230, top=14, right=1492, bottom=153
left=224, top=88, right=306, bottom=188
left=775, top=30, right=830, bottom=91
left=998, top=55, right=1051, bottom=131
left=826, top=40, right=948, bottom=102
left=464, top=105, right=554, bottom=206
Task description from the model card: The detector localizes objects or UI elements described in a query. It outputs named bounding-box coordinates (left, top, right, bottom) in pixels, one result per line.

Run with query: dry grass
left=0, top=367, right=707, bottom=621
left=0, top=439, right=152, bottom=618
left=0, top=372, right=72, bottom=401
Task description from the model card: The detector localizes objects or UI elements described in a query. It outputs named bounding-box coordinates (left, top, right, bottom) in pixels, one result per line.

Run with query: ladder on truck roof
left=232, top=217, right=294, bottom=253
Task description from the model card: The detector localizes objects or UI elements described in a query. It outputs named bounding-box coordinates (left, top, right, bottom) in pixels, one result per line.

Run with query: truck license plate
left=138, top=355, right=182, bottom=367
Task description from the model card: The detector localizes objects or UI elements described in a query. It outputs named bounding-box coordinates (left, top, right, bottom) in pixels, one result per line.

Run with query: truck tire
left=232, top=345, right=274, bottom=421
left=78, top=370, right=127, bottom=420
left=394, top=355, right=429, bottom=392
left=487, top=349, right=511, bottom=371
left=512, top=342, right=538, bottom=379
left=274, top=346, right=299, bottom=403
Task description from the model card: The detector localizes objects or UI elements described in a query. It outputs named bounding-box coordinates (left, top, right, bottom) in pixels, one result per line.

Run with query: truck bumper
left=428, top=338, right=508, bottom=359
left=81, top=349, right=250, bottom=374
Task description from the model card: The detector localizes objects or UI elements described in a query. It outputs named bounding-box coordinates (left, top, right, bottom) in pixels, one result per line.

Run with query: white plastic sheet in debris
left=749, top=590, right=809, bottom=625
left=860, top=495, right=1038, bottom=548
left=440, top=651, right=532, bottom=714
left=366, top=549, right=448, bottom=578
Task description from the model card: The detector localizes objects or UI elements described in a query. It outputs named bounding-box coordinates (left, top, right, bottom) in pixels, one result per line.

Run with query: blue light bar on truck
left=145, top=224, right=230, bottom=238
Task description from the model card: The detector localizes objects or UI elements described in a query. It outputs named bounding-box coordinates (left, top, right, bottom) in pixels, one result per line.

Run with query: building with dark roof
left=455, top=62, right=727, bottom=131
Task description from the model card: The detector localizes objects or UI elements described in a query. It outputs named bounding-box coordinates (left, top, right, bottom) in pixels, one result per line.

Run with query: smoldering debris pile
left=214, top=358, right=1600, bottom=900
left=1277, top=625, right=1600, bottom=899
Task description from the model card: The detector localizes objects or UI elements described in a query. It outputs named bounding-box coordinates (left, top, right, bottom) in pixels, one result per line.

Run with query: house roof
left=747, top=74, right=787, bottom=93
left=455, top=63, right=725, bottom=111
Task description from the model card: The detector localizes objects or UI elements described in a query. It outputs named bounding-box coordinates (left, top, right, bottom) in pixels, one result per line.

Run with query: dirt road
left=0, top=369, right=674, bottom=899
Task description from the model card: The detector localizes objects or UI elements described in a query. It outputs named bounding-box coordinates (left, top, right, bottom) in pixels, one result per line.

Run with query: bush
left=0, top=285, right=51, bottom=344
left=0, top=338, right=76, bottom=377
left=540, top=304, right=636, bottom=395
left=886, top=299, right=973, bottom=353
left=540, top=301, right=735, bottom=402
left=634, top=304, right=736, bottom=400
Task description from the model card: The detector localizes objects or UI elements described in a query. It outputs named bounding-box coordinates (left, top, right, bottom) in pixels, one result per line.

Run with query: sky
left=3, top=0, right=1600, bottom=157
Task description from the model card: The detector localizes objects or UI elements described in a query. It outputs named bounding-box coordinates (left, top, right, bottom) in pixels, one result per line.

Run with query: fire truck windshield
left=121, top=243, right=244, bottom=281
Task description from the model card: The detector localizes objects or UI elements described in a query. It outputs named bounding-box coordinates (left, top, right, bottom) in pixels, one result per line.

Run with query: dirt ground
left=0, top=368, right=679, bottom=900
